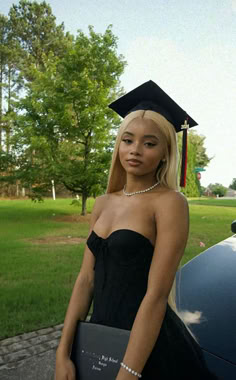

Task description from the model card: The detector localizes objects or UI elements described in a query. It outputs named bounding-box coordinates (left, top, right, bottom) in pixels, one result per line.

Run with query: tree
left=8, top=0, right=71, bottom=74
left=5, top=0, right=72, bottom=148
left=229, top=178, right=236, bottom=190
left=188, top=131, right=212, bottom=168
left=0, top=1, right=73, bottom=196
left=1, top=0, right=69, bottom=135
left=0, top=14, right=16, bottom=152
left=177, top=130, right=212, bottom=197
left=208, top=183, right=227, bottom=197
left=0, top=13, right=22, bottom=196
left=0, top=14, right=8, bottom=149
left=12, top=26, right=126, bottom=214
left=200, top=185, right=206, bottom=196
left=179, top=136, right=200, bottom=197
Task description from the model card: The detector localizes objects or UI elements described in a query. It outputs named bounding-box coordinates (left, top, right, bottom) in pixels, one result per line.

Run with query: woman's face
left=119, top=117, right=167, bottom=178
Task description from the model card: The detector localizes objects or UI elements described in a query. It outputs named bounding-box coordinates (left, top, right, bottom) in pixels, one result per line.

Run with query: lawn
left=0, top=197, right=235, bottom=339
left=0, top=198, right=94, bottom=339
left=188, top=197, right=236, bottom=208
left=184, top=198, right=236, bottom=264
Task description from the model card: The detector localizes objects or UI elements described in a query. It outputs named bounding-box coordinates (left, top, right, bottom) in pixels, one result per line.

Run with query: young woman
left=55, top=81, right=218, bottom=380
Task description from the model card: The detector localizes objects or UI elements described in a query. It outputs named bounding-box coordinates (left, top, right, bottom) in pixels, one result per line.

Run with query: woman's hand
left=54, top=352, right=76, bottom=380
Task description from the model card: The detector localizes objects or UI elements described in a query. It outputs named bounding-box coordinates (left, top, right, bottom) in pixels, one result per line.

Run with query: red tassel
left=180, top=128, right=188, bottom=187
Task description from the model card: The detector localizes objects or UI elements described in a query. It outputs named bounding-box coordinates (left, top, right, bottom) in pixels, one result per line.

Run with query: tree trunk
left=81, top=191, right=87, bottom=216
left=81, top=137, right=90, bottom=216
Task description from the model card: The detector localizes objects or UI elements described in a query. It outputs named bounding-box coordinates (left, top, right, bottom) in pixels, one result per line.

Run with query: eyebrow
left=122, top=131, right=159, bottom=140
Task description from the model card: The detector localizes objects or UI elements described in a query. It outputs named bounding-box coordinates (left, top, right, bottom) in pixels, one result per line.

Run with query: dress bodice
left=87, top=229, right=154, bottom=329
left=86, top=229, right=218, bottom=379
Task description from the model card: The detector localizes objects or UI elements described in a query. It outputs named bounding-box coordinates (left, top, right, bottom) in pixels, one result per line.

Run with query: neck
left=124, top=175, right=158, bottom=194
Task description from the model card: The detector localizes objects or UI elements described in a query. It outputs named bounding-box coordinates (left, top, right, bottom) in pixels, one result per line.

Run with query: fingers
left=54, top=358, right=76, bottom=380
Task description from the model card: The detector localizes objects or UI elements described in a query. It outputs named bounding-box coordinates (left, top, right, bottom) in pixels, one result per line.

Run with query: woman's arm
left=116, top=191, right=189, bottom=380
left=55, top=196, right=105, bottom=379
left=56, top=255, right=95, bottom=357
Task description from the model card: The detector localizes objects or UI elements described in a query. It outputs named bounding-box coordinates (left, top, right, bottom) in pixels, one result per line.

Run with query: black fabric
left=87, top=229, right=218, bottom=380
left=128, top=101, right=174, bottom=125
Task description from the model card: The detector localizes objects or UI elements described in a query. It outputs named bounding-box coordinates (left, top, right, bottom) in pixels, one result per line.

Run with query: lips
left=127, top=159, right=141, bottom=164
left=127, top=159, right=142, bottom=165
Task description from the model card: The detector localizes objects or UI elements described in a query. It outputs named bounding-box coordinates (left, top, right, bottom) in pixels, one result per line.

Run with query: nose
left=130, top=148, right=141, bottom=156
left=130, top=142, right=142, bottom=156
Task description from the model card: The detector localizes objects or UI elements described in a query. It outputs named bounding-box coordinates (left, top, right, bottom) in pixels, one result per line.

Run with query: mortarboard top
left=109, top=80, right=198, bottom=187
left=108, top=80, right=198, bottom=133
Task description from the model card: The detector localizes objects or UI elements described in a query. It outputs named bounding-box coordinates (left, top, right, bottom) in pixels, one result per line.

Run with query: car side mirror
left=231, top=220, right=236, bottom=233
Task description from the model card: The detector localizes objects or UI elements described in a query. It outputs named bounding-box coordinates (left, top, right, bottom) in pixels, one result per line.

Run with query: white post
left=51, top=180, right=56, bottom=200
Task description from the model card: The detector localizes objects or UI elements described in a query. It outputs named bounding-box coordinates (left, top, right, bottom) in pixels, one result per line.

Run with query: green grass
left=183, top=200, right=235, bottom=265
left=0, top=198, right=94, bottom=339
left=188, top=197, right=236, bottom=208
left=0, top=197, right=235, bottom=339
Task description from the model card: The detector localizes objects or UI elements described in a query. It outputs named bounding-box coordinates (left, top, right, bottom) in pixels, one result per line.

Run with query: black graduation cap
left=109, top=80, right=198, bottom=187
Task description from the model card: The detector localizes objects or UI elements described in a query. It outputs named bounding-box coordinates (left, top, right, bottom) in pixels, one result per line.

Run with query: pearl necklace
left=123, top=181, right=159, bottom=196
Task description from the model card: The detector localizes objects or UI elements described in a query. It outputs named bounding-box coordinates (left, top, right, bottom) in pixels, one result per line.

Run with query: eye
left=122, top=138, right=132, bottom=144
left=144, top=142, right=156, bottom=147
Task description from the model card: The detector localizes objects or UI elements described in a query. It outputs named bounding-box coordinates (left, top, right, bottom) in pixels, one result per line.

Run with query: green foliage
left=12, top=26, right=125, bottom=214
left=0, top=14, right=19, bottom=152
left=178, top=130, right=211, bottom=197
left=0, top=2, right=126, bottom=214
left=208, top=183, right=227, bottom=197
left=8, top=0, right=71, bottom=73
left=1, top=0, right=71, bottom=171
left=200, top=186, right=206, bottom=196
left=229, top=178, right=236, bottom=190
left=179, top=134, right=200, bottom=197
left=187, top=131, right=212, bottom=168
left=70, top=198, right=82, bottom=207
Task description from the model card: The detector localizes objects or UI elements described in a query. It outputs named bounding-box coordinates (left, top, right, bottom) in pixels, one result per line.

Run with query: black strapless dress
left=87, top=229, right=218, bottom=380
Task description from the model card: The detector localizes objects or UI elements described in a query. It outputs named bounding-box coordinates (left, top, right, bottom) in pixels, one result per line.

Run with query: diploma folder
left=71, top=321, right=130, bottom=379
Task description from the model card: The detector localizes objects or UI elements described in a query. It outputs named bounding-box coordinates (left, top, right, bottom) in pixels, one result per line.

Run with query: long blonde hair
left=106, top=110, right=179, bottom=312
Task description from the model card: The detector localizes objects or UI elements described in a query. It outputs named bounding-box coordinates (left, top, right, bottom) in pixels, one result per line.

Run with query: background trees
left=229, top=178, right=236, bottom=190
left=208, top=183, right=227, bottom=197
left=0, top=0, right=216, bottom=209
left=14, top=25, right=125, bottom=214
left=0, top=0, right=72, bottom=196
left=8, top=0, right=70, bottom=71
left=179, top=131, right=211, bottom=197
left=0, top=1, right=126, bottom=213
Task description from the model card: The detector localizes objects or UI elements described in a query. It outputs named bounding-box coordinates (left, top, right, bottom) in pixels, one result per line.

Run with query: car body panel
left=176, top=235, right=236, bottom=378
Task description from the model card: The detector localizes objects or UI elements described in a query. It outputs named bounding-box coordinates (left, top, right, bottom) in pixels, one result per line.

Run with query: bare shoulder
left=159, top=189, right=188, bottom=205
left=154, top=189, right=188, bottom=218
left=92, top=194, right=108, bottom=209
left=90, top=193, right=115, bottom=219
left=91, top=194, right=108, bottom=219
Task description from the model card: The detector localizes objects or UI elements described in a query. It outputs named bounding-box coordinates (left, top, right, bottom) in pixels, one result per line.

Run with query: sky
left=1, top=0, right=236, bottom=187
